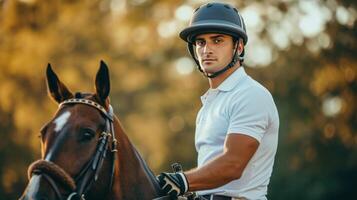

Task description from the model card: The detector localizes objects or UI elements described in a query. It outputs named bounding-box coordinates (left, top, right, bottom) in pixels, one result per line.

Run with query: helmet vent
left=233, top=8, right=238, bottom=13
left=206, top=3, right=212, bottom=8
left=194, top=6, right=200, bottom=12
left=224, top=4, right=231, bottom=9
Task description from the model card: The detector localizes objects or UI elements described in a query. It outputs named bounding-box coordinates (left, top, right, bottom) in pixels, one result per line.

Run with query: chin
left=202, top=66, right=219, bottom=74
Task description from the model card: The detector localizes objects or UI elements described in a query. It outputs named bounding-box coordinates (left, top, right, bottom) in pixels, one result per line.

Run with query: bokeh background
left=0, top=0, right=356, bottom=199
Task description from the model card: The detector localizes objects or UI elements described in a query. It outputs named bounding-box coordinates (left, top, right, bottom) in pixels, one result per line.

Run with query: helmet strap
left=188, top=41, right=241, bottom=79
left=188, top=43, right=204, bottom=74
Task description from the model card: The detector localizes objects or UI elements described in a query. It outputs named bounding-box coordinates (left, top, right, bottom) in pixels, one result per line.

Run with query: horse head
left=20, top=61, right=165, bottom=200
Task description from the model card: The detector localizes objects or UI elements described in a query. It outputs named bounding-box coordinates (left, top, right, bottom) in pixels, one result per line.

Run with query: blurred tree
left=0, top=0, right=356, bottom=199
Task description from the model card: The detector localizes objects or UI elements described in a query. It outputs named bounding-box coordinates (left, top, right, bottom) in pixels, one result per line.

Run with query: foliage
left=0, top=0, right=356, bottom=199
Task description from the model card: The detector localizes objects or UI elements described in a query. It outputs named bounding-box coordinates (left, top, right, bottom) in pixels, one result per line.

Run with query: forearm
left=185, top=153, right=243, bottom=191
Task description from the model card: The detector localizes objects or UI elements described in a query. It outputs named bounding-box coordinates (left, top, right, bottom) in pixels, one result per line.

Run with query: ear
left=46, top=64, right=73, bottom=103
left=95, top=60, right=110, bottom=104
left=237, top=38, right=244, bottom=56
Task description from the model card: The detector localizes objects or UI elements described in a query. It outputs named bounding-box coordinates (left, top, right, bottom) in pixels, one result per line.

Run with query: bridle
left=28, top=98, right=118, bottom=200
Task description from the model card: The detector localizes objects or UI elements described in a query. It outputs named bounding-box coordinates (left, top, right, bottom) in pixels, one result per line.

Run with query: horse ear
left=46, top=63, right=73, bottom=103
left=95, top=60, right=110, bottom=104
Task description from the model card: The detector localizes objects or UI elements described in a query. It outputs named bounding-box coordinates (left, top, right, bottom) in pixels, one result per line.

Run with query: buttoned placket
left=199, top=89, right=219, bottom=123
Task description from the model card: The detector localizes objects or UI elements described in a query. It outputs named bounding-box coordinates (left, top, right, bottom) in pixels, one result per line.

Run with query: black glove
left=157, top=172, right=189, bottom=197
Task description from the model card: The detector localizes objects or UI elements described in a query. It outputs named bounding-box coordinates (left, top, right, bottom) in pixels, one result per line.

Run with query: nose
left=202, top=43, right=213, bottom=55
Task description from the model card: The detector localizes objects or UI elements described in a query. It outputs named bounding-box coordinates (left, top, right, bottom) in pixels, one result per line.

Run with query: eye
left=213, top=38, right=222, bottom=44
left=80, top=128, right=96, bottom=142
left=195, top=39, right=205, bottom=47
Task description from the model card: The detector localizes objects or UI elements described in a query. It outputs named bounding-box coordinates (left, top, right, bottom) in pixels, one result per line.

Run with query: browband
left=59, top=98, right=113, bottom=121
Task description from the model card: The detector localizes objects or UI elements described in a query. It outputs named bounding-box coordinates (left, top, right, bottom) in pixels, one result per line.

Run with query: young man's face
left=194, top=33, right=236, bottom=74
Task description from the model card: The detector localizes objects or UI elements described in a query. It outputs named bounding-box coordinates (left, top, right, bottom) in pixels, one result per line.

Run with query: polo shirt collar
left=200, top=67, right=247, bottom=104
left=216, top=67, right=247, bottom=92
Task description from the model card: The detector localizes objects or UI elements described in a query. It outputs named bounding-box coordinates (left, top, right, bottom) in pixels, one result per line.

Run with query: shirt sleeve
left=227, top=87, right=271, bottom=143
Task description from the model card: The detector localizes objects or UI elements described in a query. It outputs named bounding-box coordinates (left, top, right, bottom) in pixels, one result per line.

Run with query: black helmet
left=179, top=2, right=248, bottom=45
left=179, top=2, right=247, bottom=79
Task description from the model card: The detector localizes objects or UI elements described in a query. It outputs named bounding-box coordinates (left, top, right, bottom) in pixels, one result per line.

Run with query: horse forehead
left=51, top=104, right=105, bottom=131
left=53, top=111, right=71, bottom=132
left=72, top=104, right=105, bottom=121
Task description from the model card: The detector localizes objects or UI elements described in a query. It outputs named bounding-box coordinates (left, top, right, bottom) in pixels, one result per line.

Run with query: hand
left=157, top=172, right=189, bottom=197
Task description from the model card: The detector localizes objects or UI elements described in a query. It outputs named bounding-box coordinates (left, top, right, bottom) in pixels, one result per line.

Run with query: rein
left=28, top=98, right=118, bottom=200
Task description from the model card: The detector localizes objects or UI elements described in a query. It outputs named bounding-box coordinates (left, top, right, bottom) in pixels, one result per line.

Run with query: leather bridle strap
left=59, top=98, right=114, bottom=121
left=59, top=98, right=118, bottom=200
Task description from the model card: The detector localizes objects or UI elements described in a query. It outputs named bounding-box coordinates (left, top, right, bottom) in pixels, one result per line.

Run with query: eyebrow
left=195, top=34, right=226, bottom=40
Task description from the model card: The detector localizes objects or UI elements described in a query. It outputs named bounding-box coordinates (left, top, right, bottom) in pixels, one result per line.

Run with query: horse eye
left=80, top=129, right=95, bottom=142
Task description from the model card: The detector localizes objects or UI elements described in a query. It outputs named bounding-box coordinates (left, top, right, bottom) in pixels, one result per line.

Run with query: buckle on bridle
left=67, top=192, right=85, bottom=200
left=111, top=139, right=118, bottom=153
left=100, top=131, right=111, bottom=138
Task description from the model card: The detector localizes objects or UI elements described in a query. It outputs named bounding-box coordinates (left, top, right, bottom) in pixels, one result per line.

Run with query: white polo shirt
left=195, top=67, right=279, bottom=200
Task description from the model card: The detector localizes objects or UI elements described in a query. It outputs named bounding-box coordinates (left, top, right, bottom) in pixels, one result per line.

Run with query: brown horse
left=19, top=61, right=169, bottom=200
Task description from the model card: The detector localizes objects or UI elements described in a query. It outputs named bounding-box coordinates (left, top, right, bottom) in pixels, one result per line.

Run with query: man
left=157, top=2, right=279, bottom=200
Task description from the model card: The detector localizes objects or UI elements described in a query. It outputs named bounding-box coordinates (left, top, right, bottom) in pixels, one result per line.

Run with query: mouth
left=202, top=59, right=217, bottom=63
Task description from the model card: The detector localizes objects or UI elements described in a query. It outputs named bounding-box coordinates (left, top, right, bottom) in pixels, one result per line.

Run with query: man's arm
left=185, top=133, right=259, bottom=191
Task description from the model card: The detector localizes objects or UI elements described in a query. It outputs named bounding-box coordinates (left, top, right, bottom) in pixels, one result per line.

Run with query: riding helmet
left=179, top=2, right=248, bottom=44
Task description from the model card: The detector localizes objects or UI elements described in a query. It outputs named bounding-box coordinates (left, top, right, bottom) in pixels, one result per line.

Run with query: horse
left=19, top=61, right=170, bottom=200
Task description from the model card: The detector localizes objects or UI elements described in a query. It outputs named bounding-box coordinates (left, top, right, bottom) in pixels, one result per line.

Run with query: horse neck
left=111, top=116, right=162, bottom=200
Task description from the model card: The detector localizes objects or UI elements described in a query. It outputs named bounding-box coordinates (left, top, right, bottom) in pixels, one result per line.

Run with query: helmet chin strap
left=188, top=42, right=241, bottom=79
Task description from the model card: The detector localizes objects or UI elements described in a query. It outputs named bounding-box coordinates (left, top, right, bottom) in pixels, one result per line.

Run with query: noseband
left=28, top=98, right=118, bottom=200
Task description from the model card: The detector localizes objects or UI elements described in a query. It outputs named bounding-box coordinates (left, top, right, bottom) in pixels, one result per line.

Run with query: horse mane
left=112, top=114, right=164, bottom=198
left=132, top=147, right=163, bottom=195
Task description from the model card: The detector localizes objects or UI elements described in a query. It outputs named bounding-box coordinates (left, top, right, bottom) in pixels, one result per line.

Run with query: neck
left=110, top=116, right=161, bottom=200
left=208, top=62, right=241, bottom=89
